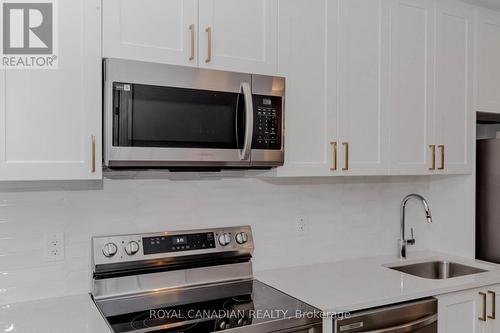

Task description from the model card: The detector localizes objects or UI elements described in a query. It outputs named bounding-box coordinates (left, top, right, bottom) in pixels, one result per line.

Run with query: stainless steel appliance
left=91, top=226, right=322, bottom=333
left=103, top=59, right=285, bottom=169
left=477, top=138, right=500, bottom=263
left=336, top=298, right=437, bottom=333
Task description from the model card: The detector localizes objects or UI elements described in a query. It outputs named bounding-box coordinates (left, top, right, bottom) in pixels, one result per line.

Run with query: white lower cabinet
left=486, top=285, right=500, bottom=333
left=437, top=285, right=500, bottom=333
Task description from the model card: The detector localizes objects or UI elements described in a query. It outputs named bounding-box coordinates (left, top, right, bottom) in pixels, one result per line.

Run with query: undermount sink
left=388, top=260, right=487, bottom=279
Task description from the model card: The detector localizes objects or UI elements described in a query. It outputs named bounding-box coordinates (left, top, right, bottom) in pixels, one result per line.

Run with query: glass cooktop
left=98, top=280, right=320, bottom=333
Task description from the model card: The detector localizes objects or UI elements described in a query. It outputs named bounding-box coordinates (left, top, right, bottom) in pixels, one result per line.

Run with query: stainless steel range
left=91, top=226, right=322, bottom=333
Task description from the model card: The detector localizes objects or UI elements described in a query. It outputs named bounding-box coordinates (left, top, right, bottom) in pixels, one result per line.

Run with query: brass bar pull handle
left=489, top=290, right=496, bottom=320
left=342, top=142, right=349, bottom=171
left=330, top=141, right=337, bottom=171
left=189, top=24, right=195, bottom=61
left=480, top=292, right=487, bottom=321
left=91, top=135, right=96, bottom=173
left=438, top=145, right=445, bottom=170
left=205, top=27, right=212, bottom=63
left=429, top=145, right=436, bottom=170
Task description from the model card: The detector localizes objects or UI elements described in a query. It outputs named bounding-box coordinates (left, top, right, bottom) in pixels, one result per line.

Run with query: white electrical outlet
left=45, top=232, right=65, bottom=262
left=296, top=217, right=307, bottom=235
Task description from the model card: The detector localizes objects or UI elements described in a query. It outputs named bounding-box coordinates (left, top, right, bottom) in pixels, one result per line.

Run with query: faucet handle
left=407, top=228, right=416, bottom=245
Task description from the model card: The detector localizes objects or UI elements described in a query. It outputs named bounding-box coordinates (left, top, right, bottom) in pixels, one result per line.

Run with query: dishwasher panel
left=336, top=298, right=437, bottom=333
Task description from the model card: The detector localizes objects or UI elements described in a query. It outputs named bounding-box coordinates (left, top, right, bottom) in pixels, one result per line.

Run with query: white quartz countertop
left=4, top=251, right=500, bottom=332
left=255, top=251, right=500, bottom=313
left=0, top=294, right=111, bottom=333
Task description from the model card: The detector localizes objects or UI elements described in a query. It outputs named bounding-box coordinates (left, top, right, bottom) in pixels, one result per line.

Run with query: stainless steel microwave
left=103, top=59, right=285, bottom=169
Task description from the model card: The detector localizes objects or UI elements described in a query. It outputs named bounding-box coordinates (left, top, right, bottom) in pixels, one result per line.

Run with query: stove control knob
left=235, top=232, right=248, bottom=245
left=218, top=233, right=231, bottom=246
left=125, top=241, right=140, bottom=255
left=102, top=242, right=118, bottom=257
left=218, top=319, right=227, bottom=330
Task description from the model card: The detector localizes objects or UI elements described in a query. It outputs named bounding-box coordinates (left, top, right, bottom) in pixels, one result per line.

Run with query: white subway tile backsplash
left=0, top=176, right=433, bottom=304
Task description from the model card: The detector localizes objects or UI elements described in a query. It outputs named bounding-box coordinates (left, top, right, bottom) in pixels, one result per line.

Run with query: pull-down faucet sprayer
left=400, top=194, right=433, bottom=259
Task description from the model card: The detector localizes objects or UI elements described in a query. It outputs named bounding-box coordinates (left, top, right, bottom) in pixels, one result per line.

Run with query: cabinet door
left=437, top=289, right=485, bottom=333
left=103, top=0, right=198, bottom=67
left=337, top=0, right=390, bottom=176
left=277, top=0, right=336, bottom=176
left=475, top=8, right=500, bottom=114
left=198, top=0, right=278, bottom=75
left=274, top=0, right=332, bottom=177
left=486, top=286, right=500, bottom=333
left=389, top=0, right=435, bottom=175
left=434, top=1, right=474, bottom=175
left=0, top=0, right=102, bottom=181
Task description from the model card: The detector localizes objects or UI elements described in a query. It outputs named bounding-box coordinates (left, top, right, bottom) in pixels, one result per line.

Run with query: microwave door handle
left=239, top=82, right=253, bottom=160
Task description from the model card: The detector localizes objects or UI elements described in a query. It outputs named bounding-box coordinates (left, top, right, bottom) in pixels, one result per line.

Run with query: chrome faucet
left=400, top=194, right=433, bottom=259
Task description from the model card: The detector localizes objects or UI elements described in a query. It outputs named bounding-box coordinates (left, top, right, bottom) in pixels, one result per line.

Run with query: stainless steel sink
left=388, top=261, right=487, bottom=279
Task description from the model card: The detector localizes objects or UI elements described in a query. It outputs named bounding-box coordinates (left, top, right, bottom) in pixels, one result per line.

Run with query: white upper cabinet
left=336, top=0, right=390, bottom=176
left=475, top=7, right=500, bottom=113
left=103, top=0, right=278, bottom=75
left=0, top=0, right=102, bottom=181
left=103, top=0, right=199, bottom=67
left=199, top=0, right=278, bottom=74
left=389, top=0, right=474, bottom=175
left=389, top=0, right=436, bottom=175
left=276, top=0, right=474, bottom=177
left=434, top=0, right=474, bottom=174
left=274, top=0, right=330, bottom=176
left=276, top=0, right=392, bottom=177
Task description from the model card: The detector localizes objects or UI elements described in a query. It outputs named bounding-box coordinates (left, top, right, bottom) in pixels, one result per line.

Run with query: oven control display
left=143, top=232, right=215, bottom=255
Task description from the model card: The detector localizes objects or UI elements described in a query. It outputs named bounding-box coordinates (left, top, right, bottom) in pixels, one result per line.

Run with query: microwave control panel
left=253, top=95, right=282, bottom=150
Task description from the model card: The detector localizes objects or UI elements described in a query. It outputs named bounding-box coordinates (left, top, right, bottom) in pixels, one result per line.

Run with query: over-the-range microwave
left=103, top=59, right=285, bottom=169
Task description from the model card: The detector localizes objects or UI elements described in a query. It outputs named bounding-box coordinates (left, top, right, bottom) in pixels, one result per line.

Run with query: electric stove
left=91, top=226, right=322, bottom=333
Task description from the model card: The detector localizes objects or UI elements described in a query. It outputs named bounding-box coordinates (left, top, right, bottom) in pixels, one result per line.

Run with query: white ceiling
left=463, top=0, right=500, bottom=10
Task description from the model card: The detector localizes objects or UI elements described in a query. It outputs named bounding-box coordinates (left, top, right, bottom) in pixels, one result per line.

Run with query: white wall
left=0, top=174, right=459, bottom=305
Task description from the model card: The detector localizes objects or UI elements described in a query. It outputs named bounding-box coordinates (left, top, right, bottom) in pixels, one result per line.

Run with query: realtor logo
left=1, top=0, right=58, bottom=69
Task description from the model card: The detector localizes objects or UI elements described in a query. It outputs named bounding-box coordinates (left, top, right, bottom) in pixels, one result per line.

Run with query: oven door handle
left=356, top=313, right=437, bottom=333
left=239, top=82, right=254, bottom=161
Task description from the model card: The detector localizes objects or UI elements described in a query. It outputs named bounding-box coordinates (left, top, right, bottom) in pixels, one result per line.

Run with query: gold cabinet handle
left=205, top=27, right=212, bottom=63
left=189, top=24, right=195, bottom=61
left=438, top=145, right=445, bottom=170
left=480, top=292, right=487, bottom=321
left=330, top=141, right=337, bottom=171
left=429, top=145, right=436, bottom=171
left=342, top=142, right=349, bottom=171
left=91, top=135, right=96, bottom=173
left=489, top=290, right=496, bottom=320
